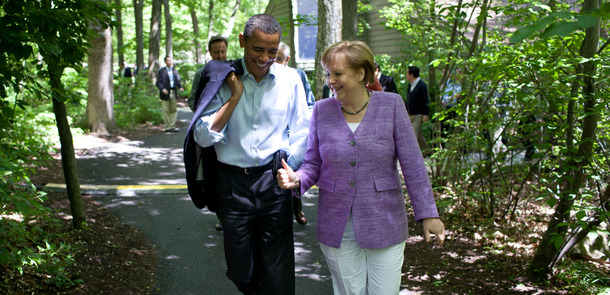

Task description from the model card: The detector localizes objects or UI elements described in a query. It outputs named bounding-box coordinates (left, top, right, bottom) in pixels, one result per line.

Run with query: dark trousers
left=216, top=168, right=295, bottom=295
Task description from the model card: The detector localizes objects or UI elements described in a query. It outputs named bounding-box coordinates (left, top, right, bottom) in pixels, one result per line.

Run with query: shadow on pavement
left=75, top=107, right=333, bottom=294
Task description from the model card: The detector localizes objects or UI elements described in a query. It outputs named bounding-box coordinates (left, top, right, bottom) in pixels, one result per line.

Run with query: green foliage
left=555, top=260, right=610, bottom=294
left=113, top=77, right=163, bottom=129
left=382, top=0, right=610, bottom=252
left=509, top=4, right=610, bottom=43
left=0, top=100, right=79, bottom=289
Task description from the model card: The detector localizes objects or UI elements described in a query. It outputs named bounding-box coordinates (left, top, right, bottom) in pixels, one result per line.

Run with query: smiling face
left=239, top=30, right=280, bottom=82
left=325, top=57, right=365, bottom=103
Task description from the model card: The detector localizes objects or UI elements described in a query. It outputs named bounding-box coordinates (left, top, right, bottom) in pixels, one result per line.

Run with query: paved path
left=64, top=107, right=333, bottom=294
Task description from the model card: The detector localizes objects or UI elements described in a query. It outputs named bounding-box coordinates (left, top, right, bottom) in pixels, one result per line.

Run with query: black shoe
left=214, top=219, right=223, bottom=231
left=295, top=211, right=307, bottom=225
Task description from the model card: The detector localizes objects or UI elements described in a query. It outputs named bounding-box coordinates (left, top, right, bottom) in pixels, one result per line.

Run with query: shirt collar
left=410, top=77, right=420, bottom=89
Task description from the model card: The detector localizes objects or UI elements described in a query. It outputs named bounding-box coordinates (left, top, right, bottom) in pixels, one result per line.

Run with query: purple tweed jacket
left=295, top=91, right=439, bottom=249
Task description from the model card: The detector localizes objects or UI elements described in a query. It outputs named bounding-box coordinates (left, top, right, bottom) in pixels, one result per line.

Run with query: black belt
left=219, top=161, right=273, bottom=175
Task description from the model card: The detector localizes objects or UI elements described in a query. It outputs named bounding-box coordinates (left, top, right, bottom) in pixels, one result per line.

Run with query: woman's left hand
left=423, top=218, right=445, bottom=246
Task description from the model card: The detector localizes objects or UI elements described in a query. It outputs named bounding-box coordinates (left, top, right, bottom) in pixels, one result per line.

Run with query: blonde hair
left=321, top=41, right=376, bottom=85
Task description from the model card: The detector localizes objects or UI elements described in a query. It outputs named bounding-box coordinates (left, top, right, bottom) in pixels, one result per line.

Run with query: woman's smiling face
left=325, top=57, right=365, bottom=103
left=239, top=30, right=280, bottom=82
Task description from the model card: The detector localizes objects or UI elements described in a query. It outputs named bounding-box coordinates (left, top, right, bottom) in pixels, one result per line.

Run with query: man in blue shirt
left=193, top=14, right=310, bottom=295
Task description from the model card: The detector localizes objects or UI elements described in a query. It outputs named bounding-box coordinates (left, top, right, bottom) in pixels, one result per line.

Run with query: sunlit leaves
left=510, top=10, right=601, bottom=43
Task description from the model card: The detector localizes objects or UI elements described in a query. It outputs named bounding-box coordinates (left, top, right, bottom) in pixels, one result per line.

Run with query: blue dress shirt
left=194, top=59, right=311, bottom=170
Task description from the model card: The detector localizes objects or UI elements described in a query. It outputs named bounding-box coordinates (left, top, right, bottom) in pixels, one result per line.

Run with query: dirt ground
left=8, top=107, right=607, bottom=294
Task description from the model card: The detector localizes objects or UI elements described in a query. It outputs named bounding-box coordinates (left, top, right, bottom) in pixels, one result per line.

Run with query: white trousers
left=320, top=214, right=406, bottom=295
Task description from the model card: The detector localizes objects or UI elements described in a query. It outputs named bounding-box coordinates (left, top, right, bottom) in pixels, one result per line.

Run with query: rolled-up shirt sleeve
left=193, top=88, right=230, bottom=148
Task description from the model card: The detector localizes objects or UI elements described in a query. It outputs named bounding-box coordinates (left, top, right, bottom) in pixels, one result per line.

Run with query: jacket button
left=349, top=181, right=355, bottom=187
left=350, top=161, right=356, bottom=166
left=350, top=140, right=356, bottom=146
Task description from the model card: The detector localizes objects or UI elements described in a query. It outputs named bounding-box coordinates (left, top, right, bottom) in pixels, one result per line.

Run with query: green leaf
left=575, top=210, right=586, bottom=221
left=430, top=59, right=442, bottom=67
left=510, top=25, right=538, bottom=43
left=552, top=235, right=564, bottom=249
left=577, top=14, right=599, bottom=29
left=541, top=21, right=580, bottom=38
left=547, top=197, right=557, bottom=207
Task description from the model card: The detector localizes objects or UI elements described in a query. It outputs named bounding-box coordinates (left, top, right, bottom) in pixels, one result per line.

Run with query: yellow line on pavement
left=116, top=184, right=188, bottom=190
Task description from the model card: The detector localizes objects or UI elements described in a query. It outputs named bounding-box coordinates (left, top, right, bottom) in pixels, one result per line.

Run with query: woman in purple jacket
left=277, top=41, right=445, bottom=294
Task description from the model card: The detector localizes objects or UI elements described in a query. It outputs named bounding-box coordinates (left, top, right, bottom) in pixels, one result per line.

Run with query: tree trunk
left=190, top=6, right=202, bottom=64
left=87, top=16, right=116, bottom=134
left=207, top=0, right=216, bottom=45
left=163, top=0, right=173, bottom=58
left=287, top=0, right=296, bottom=68
left=115, top=0, right=124, bottom=68
left=223, top=0, right=241, bottom=38
left=148, top=0, right=162, bottom=80
left=465, top=0, right=488, bottom=60
left=134, top=0, right=144, bottom=76
left=49, top=64, right=86, bottom=229
left=550, top=187, right=609, bottom=271
left=342, top=0, right=357, bottom=41
left=314, top=0, right=342, bottom=101
left=529, top=0, right=600, bottom=280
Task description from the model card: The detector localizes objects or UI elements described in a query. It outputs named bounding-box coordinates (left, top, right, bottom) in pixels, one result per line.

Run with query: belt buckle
left=243, top=167, right=250, bottom=175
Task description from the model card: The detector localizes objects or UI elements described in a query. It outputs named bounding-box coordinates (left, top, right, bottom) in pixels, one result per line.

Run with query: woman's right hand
left=277, top=159, right=301, bottom=190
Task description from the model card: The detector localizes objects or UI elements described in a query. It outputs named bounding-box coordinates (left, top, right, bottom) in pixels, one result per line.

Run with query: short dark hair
left=164, top=56, right=171, bottom=62
left=375, top=61, right=380, bottom=71
left=243, top=14, right=281, bottom=40
left=208, top=35, right=228, bottom=51
left=408, top=66, right=420, bottom=78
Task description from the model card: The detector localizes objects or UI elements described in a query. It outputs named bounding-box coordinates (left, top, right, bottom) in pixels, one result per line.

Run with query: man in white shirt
left=193, top=14, right=310, bottom=295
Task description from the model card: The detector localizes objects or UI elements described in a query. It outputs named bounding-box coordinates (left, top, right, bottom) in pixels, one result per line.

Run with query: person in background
left=193, top=14, right=310, bottom=295
left=276, top=42, right=315, bottom=109
left=277, top=40, right=445, bottom=295
left=276, top=41, right=312, bottom=225
left=406, top=66, right=430, bottom=155
left=365, top=74, right=383, bottom=91
left=187, top=35, right=229, bottom=231
left=156, top=56, right=184, bottom=132
left=375, top=62, right=398, bottom=93
left=188, top=35, right=229, bottom=112
left=119, top=61, right=133, bottom=78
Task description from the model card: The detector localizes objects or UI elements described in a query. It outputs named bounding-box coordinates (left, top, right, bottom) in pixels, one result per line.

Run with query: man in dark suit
left=406, top=66, right=430, bottom=154
left=375, top=62, right=398, bottom=93
left=188, top=35, right=229, bottom=112
left=156, top=56, right=184, bottom=132
left=119, top=62, right=133, bottom=78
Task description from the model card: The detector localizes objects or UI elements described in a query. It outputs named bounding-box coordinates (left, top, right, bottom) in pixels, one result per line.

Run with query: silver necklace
left=341, top=90, right=371, bottom=115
